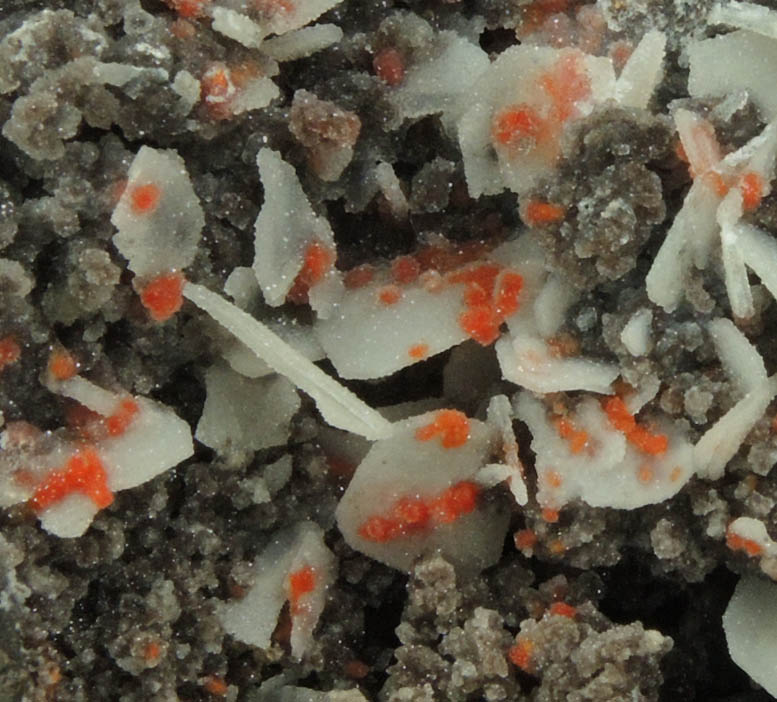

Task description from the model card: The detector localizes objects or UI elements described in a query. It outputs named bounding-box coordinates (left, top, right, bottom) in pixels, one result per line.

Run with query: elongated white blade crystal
left=739, top=223, right=777, bottom=303
left=708, top=317, right=767, bottom=394
left=718, top=190, right=755, bottom=319
left=183, top=282, right=393, bottom=440
left=694, top=375, right=777, bottom=479
left=615, top=30, right=666, bottom=109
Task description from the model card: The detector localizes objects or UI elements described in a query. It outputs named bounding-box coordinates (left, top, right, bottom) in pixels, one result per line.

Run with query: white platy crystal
left=516, top=392, right=693, bottom=510
left=708, top=1, right=777, bottom=40
left=253, top=149, right=342, bottom=316
left=112, top=146, right=204, bottom=279
left=5, top=376, right=194, bottom=538
left=196, top=362, right=300, bottom=460
left=496, top=333, right=619, bottom=394
left=388, top=29, right=489, bottom=131
left=219, top=521, right=335, bottom=658
left=51, top=376, right=194, bottom=493
left=336, top=411, right=508, bottom=574
left=689, top=30, right=777, bottom=120
left=458, top=46, right=615, bottom=197
left=723, top=575, right=777, bottom=697
left=315, top=280, right=467, bottom=380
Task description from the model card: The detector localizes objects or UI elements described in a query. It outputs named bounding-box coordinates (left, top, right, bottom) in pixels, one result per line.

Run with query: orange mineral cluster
left=48, top=348, right=78, bottom=380
left=0, top=336, right=21, bottom=372
left=548, top=601, right=577, bottom=618
left=508, top=638, right=535, bottom=672
left=373, top=47, right=405, bottom=86
left=29, top=448, right=114, bottom=513
left=106, top=397, right=140, bottom=437
left=553, top=416, right=589, bottom=454
left=448, top=265, right=524, bottom=345
left=357, top=480, right=480, bottom=543
left=129, top=183, right=162, bottom=215
left=140, top=271, right=185, bottom=322
left=287, top=239, right=336, bottom=304
left=492, top=104, right=544, bottom=151
left=287, top=565, right=317, bottom=614
left=603, top=396, right=668, bottom=455
left=740, top=171, right=765, bottom=211
left=415, top=409, right=471, bottom=448
left=408, top=343, right=430, bottom=360
left=522, top=199, right=566, bottom=227
left=726, top=529, right=764, bottom=557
